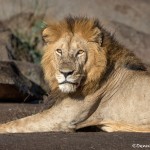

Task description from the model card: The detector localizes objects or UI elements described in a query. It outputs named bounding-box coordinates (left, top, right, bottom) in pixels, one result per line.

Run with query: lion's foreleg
left=0, top=96, right=100, bottom=133
left=0, top=105, right=75, bottom=133
left=0, top=88, right=104, bottom=133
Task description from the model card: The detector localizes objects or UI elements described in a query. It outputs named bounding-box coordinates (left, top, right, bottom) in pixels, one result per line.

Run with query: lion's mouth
left=59, top=81, right=78, bottom=85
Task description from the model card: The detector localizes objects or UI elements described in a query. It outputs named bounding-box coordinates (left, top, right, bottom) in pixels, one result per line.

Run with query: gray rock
left=111, top=21, right=150, bottom=64
left=0, top=61, right=45, bottom=102
left=0, top=20, right=47, bottom=102
left=0, top=22, right=11, bottom=61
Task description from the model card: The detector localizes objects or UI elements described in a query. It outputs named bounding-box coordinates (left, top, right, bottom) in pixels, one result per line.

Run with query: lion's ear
left=94, top=27, right=103, bottom=46
left=42, top=25, right=61, bottom=44
left=42, top=28, right=50, bottom=44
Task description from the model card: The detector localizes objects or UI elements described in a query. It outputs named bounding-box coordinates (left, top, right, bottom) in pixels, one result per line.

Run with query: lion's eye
left=56, top=49, right=62, bottom=55
left=77, top=50, right=84, bottom=56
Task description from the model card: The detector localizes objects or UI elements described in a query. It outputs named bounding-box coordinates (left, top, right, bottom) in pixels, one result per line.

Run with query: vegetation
left=11, top=19, right=46, bottom=63
left=5, top=0, right=49, bottom=64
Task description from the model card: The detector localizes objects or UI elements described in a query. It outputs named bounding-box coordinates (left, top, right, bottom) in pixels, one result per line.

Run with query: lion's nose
left=60, top=70, right=74, bottom=78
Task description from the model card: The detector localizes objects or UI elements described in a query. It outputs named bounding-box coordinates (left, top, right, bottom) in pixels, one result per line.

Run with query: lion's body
left=0, top=17, right=150, bottom=133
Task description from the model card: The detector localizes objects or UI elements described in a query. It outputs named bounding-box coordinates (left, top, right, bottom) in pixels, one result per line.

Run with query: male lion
left=0, top=16, right=150, bottom=133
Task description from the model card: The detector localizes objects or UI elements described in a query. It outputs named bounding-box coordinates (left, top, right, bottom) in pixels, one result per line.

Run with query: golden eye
left=77, top=50, right=84, bottom=56
left=56, top=49, right=62, bottom=55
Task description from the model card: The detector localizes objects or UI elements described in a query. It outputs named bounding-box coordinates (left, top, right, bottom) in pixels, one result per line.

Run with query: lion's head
left=41, top=17, right=107, bottom=94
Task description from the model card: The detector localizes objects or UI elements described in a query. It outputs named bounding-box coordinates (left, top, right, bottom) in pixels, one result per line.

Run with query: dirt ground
left=0, top=132, right=150, bottom=150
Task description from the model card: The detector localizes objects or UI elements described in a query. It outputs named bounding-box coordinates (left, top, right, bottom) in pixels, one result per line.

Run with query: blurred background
left=0, top=0, right=150, bottom=122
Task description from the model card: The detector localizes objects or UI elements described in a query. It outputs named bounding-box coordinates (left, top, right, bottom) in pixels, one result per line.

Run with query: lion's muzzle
left=59, top=69, right=74, bottom=78
left=56, top=69, right=81, bottom=93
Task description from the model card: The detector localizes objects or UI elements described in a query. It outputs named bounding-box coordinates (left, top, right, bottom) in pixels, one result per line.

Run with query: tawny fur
left=0, top=16, right=149, bottom=133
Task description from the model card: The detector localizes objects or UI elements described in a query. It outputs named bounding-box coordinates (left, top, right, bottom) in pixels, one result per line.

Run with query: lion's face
left=53, top=33, right=88, bottom=93
left=43, top=33, right=89, bottom=93
left=42, top=17, right=107, bottom=94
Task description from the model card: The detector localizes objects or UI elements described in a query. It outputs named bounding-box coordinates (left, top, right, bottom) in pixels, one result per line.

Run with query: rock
left=0, top=18, right=47, bottom=102
left=0, top=1, right=149, bottom=102
left=0, top=22, right=11, bottom=61
left=0, top=0, right=149, bottom=34
left=0, top=103, right=42, bottom=123
left=15, top=61, right=48, bottom=91
left=0, top=13, right=43, bottom=63
left=0, top=132, right=149, bottom=150
left=111, top=21, right=150, bottom=64
left=0, top=103, right=149, bottom=148
left=0, top=61, right=46, bottom=102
